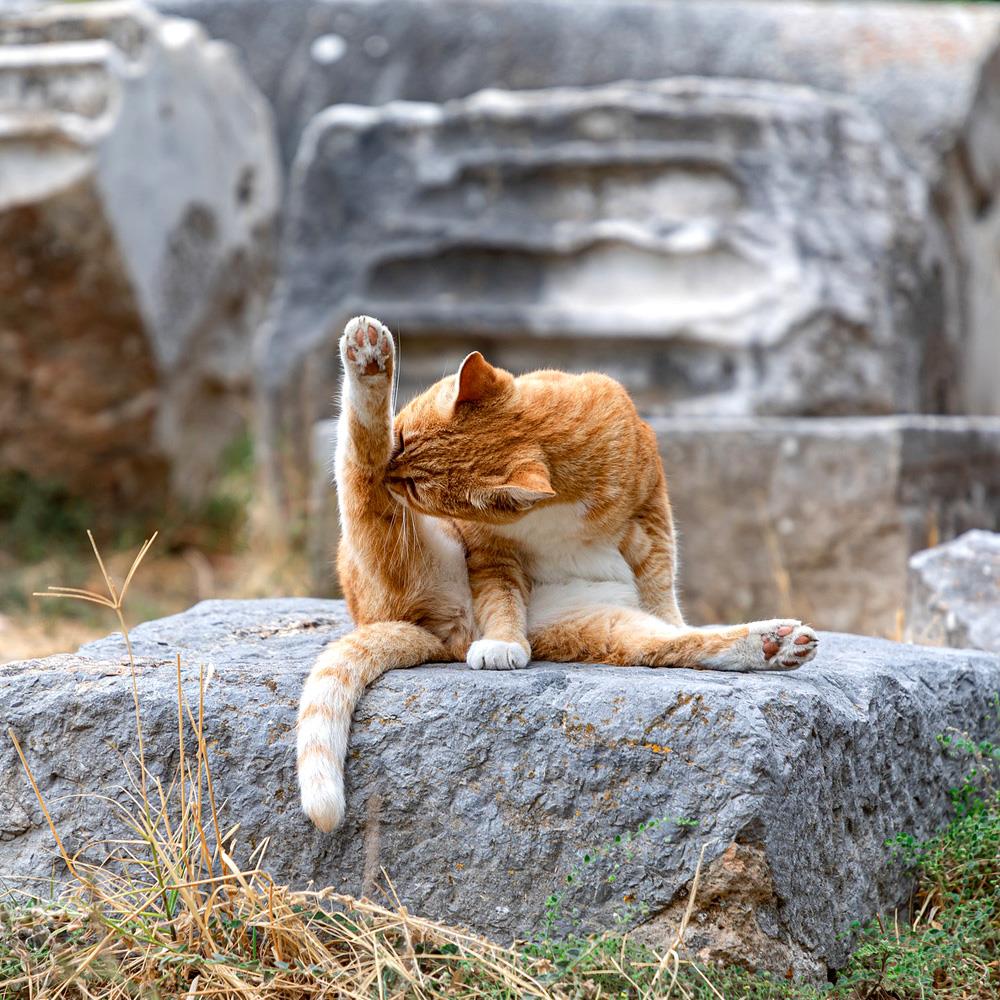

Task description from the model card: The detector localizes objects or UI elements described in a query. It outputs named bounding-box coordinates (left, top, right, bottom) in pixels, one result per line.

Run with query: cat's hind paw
left=753, top=619, right=818, bottom=671
left=467, top=639, right=530, bottom=671
left=341, top=316, right=393, bottom=379
left=703, top=619, right=818, bottom=672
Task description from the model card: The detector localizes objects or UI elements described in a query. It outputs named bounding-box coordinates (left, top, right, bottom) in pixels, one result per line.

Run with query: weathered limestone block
left=3, top=599, right=1000, bottom=976
left=658, top=417, right=1000, bottom=638
left=261, top=79, right=940, bottom=521
left=937, top=44, right=1000, bottom=416
left=907, top=531, right=1000, bottom=653
left=0, top=1, right=280, bottom=506
left=154, top=0, right=1000, bottom=174
left=309, top=416, right=1000, bottom=638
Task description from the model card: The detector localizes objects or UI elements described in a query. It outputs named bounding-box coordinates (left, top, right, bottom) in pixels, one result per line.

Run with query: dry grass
left=1, top=534, right=707, bottom=1000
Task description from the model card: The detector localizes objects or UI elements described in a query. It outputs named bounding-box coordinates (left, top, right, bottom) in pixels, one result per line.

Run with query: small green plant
left=935, top=695, right=1000, bottom=818
left=832, top=702, right=1000, bottom=999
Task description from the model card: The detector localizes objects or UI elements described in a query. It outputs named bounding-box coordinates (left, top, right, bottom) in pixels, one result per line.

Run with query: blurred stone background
left=2, top=0, right=999, bottom=659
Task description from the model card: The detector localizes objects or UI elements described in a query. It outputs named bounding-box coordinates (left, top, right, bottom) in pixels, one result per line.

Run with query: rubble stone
left=907, top=530, right=1000, bottom=653
left=0, top=1, right=280, bottom=505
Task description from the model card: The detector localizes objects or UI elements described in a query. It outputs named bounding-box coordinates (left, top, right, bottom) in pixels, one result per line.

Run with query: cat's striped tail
left=297, top=621, right=447, bottom=832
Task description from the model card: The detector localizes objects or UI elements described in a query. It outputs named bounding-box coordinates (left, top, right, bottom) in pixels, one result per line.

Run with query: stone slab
left=0, top=1, right=280, bottom=505
left=3, top=598, right=999, bottom=975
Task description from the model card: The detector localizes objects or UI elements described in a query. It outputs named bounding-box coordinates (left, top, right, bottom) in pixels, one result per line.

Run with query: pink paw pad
left=341, top=317, right=393, bottom=377
left=760, top=622, right=819, bottom=670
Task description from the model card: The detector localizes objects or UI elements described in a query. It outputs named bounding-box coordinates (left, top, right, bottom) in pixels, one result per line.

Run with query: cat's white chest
left=418, top=513, right=469, bottom=581
left=494, top=503, right=640, bottom=629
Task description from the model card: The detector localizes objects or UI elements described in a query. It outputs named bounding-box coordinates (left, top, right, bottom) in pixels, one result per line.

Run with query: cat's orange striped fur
left=297, top=317, right=818, bottom=831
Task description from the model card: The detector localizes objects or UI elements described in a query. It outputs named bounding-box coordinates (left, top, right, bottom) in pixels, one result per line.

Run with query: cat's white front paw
left=340, top=316, right=393, bottom=380
left=467, top=639, right=529, bottom=671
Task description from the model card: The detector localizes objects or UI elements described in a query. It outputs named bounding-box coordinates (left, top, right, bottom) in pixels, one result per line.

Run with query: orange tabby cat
left=297, top=316, right=818, bottom=831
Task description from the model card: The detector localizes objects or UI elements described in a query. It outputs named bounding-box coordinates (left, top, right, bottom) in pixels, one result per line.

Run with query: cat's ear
left=497, top=463, right=556, bottom=510
left=454, top=351, right=506, bottom=406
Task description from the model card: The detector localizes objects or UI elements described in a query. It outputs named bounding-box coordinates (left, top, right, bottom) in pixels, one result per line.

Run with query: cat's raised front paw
left=467, top=639, right=530, bottom=671
left=340, top=316, right=393, bottom=379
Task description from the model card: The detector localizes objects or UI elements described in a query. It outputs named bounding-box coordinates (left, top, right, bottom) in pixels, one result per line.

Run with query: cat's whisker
left=407, top=508, right=418, bottom=559
left=401, top=505, right=414, bottom=561
left=391, top=504, right=408, bottom=566
left=391, top=327, right=401, bottom=413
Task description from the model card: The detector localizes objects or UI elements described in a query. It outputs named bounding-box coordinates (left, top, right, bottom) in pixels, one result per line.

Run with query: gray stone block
left=2, top=598, right=1000, bottom=976
left=0, top=1, right=280, bottom=506
left=658, top=416, right=1000, bottom=638
left=309, top=416, right=1000, bottom=639
left=907, top=530, right=1000, bottom=653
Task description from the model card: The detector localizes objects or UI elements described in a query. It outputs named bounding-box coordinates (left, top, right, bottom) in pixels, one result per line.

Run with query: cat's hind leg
left=530, top=608, right=817, bottom=671
left=619, top=464, right=684, bottom=626
left=697, top=618, right=819, bottom=671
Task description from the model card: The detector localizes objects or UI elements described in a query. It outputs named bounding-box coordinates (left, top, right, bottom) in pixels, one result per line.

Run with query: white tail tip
left=301, top=778, right=346, bottom=832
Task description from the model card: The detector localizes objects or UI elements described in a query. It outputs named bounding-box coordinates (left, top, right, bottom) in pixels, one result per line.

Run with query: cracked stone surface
left=3, top=598, right=1000, bottom=975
